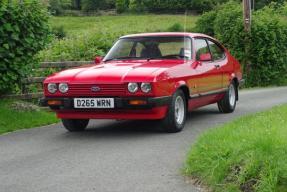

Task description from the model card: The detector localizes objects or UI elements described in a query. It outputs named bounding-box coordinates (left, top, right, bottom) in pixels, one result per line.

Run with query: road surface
left=0, top=87, right=286, bottom=192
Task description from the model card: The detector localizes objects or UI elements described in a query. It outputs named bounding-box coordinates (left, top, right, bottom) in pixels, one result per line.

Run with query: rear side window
left=207, top=40, right=225, bottom=60
left=194, top=39, right=210, bottom=61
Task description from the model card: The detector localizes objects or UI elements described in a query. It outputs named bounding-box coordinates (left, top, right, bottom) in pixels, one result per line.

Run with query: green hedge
left=115, top=0, right=287, bottom=13
left=0, top=1, right=50, bottom=94
left=38, top=32, right=115, bottom=61
left=195, top=1, right=287, bottom=87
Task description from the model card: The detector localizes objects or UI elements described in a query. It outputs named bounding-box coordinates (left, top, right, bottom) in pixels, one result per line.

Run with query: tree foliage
left=195, top=1, right=287, bottom=87
left=0, top=1, right=50, bottom=94
left=116, top=0, right=287, bottom=13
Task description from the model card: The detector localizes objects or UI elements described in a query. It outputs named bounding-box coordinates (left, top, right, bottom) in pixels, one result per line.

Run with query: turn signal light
left=47, top=100, right=62, bottom=106
left=128, top=100, right=147, bottom=105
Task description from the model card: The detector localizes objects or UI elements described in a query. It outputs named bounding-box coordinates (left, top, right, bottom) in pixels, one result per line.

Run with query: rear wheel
left=160, top=90, right=187, bottom=133
left=218, top=81, right=237, bottom=113
left=62, top=119, right=89, bottom=132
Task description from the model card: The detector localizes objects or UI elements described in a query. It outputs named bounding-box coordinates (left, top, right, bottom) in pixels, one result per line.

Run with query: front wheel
left=160, top=90, right=187, bottom=133
left=61, top=119, right=89, bottom=132
left=218, top=82, right=237, bottom=113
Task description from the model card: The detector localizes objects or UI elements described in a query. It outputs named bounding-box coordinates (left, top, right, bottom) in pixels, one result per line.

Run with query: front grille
left=68, top=84, right=126, bottom=96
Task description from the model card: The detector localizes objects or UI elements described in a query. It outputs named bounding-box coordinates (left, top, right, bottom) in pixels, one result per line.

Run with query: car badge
left=91, top=86, right=101, bottom=92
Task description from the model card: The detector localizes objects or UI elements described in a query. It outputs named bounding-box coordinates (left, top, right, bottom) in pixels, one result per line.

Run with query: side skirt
left=187, top=88, right=227, bottom=111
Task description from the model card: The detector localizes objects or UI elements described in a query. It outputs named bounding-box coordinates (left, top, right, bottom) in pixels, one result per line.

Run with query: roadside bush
left=48, top=0, right=63, bottom=15
left=167, top=23, right=184, bottom=32
left=60, top=0, right=72, bottom=9
left=129, top=0, right=145, bottom=12
left=38, top=32, right=116, bottom=61
left=81, top=0, right=106, bottom=12
left=247, top=8, right=287, bottom=86
left=279, top=2, right=287, bottom=15
left=194, top=10, right=217, bottom=36
left=52, top=25, right=66, bottom=39
left=195, top=1, right=287, bottom=87
left=141, top=0, right=192, bottom=13
left=255, top=0, right=286, bottom=9
left=115, top=0, right=287, bottom=13
left=0, top=2, right=50, bottom=94
left=116, top=0, right=129, bottom=13
left=191, top=0, right=229, bottom=13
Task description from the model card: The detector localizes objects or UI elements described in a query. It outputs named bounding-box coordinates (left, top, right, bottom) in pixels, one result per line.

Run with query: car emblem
left=91, top=86, right=101, bottom=92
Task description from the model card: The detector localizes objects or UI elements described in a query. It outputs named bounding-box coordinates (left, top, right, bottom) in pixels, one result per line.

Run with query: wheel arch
left=173, top=81, right=190, bottom=108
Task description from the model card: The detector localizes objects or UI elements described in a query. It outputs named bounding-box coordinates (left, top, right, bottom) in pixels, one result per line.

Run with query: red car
left=41, top=32, right=243, bottom=133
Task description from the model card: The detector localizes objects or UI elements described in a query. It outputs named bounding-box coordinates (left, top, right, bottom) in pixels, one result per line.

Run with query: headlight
left=128, top=83, right=138, bottom=93
left=141, top=83, right=152, bottom=93
left=47, top=83, right=57, bottom=94
left=59, top=83, right=69, bottom=93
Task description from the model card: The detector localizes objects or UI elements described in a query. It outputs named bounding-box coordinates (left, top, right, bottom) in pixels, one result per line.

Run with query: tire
left=218, top=81, right=237, bottom=113
left=160, top=90, right=187, bottom=133
left=61, top=119, right=89, bottom=132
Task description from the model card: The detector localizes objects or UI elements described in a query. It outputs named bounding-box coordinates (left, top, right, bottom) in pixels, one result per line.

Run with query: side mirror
left=199, top=53, right=212, bottom=62
left=192, top=61, right=202, bottom=69
left=94, top=56, right=103, bottom=65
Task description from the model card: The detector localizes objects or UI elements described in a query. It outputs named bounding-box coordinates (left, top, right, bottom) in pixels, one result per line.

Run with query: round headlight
left=141, top=83, right=152, bottom=93
left=128, top=83, right=138, bottom=93
left=47, top=83, right=57, bottom=94
left=59, top=83, right=69, bottom=93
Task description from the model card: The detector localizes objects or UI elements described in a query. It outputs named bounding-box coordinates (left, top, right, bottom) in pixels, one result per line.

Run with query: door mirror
left=94, top=56, right=103, bottom=64
left=191, top=61, right=202, bottom=69
left=199, top=53, right=212, bottom=61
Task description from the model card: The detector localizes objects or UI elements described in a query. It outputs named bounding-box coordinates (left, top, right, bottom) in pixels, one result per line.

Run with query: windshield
left=104, top=36, right=192, bottom=62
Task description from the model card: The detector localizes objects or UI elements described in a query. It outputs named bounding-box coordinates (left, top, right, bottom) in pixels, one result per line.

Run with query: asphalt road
left=0, top=87, right=287, bottom=192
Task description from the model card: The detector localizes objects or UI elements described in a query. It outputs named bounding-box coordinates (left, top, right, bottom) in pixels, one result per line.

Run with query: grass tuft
left=184, top=104, right=287, bottom=192
left=0, top=99, right=59, bottom=135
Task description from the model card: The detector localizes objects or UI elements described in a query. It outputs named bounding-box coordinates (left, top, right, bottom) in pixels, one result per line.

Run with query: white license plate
left=74, top=98, right=114, bottom=109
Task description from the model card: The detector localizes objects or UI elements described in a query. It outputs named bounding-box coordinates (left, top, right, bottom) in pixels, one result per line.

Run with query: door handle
left=214, top=64, right=220, bottom=69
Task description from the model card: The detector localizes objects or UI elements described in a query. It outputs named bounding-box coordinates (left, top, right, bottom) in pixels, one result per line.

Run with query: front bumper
left=40, top=96, right=171, bottom=120
left=39, top=96, right=171, bottom=110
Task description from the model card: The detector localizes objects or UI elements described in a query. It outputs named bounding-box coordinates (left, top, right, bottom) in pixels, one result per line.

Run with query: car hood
left=45, top=60, right=184, bottom=84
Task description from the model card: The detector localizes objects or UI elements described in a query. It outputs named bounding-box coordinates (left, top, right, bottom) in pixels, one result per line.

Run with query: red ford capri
left=40, top=32, right=243, bottom=133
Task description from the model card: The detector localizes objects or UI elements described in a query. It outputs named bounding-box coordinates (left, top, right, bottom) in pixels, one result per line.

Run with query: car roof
left=120, top=32, right=213, bottom=39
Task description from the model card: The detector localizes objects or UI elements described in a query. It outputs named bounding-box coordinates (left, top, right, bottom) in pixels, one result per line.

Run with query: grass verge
left=38, top=15, right=198, bottom=61
left=0, top=99, right=59, bottom=135
left=50, top=15, right=198, bottom=36
left=184, top=104, right=287, bottom=192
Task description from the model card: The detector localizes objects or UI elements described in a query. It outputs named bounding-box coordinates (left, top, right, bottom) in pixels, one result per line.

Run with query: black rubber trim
left=39, top=96, right=171, bottom=110
left=189, top=88, right=228, bottom=99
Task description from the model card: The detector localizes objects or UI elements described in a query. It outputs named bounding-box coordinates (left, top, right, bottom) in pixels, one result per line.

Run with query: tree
left=72, top=0, right=81, bottom=10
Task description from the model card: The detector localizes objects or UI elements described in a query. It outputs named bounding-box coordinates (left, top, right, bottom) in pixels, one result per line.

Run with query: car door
left=192, top=38, right=222, bottom=94
left=206, top=39, right=228, bottom=89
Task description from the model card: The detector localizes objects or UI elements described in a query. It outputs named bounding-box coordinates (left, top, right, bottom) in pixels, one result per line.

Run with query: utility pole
left=243, top=0, right=252, bottom=79
left=243, top=0, right=252, bottom=32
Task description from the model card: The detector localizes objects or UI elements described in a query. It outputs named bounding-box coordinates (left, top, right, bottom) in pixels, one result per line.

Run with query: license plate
left=74, top=98, right=114, bottom=109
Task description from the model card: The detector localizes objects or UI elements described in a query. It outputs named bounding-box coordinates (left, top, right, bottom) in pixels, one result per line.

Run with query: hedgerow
left=37, top=32, right=114, bottom=61
left=115, top=0, right=287, bottom=13
left=195, top=1, right=287, bottom=87
left=0, top=1, right=50, bottom=94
